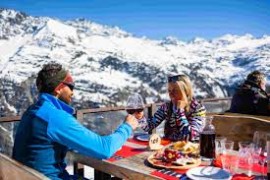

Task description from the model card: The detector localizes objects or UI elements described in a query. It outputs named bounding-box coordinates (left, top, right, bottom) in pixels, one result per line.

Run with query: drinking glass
left=224, top=140, right=234, bottom=152
left=253, top=131, right=268, bottom=178
left=238, top=141, right=255, bottom=176
left=220, top=140, right=236, bottom=173
left=215, top=136, right=226, bottom=157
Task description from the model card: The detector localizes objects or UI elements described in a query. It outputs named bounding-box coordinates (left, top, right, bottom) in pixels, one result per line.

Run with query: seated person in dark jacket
left=229, top=70, right=270, bottom=116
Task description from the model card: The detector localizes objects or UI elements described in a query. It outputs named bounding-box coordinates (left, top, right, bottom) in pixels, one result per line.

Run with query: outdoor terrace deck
left=1, top=98, right=269, bottom=179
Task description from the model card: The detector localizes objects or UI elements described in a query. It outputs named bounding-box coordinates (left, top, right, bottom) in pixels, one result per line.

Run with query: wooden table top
left=70, top=137, right=263, bottom=179
left=69, top=140, right=220, bottom=179
left=69, top=141, right=162, bottom=179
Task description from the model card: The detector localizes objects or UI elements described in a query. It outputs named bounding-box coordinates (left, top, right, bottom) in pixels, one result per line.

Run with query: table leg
left=73, top=162, right=84, bottom=177
left=94, top=170, right=112, bottom=180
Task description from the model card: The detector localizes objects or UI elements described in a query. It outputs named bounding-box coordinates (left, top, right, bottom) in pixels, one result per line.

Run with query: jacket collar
left=39, top=93, right=74, bottom=115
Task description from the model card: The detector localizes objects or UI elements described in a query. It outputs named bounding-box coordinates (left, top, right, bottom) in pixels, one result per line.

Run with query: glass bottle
left=200, top=116, right=216, bottom=160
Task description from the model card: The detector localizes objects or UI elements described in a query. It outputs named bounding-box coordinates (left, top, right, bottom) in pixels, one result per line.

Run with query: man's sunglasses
left=62, top=82, right=75, bottom=91
left=126, top=108, right=144, bottom=114
left=168, top=75, right=182, bottom=83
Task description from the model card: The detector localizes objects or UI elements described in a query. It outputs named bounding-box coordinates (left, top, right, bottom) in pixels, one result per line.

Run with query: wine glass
left=126, top=93, right=145, bottom=120
left=220, top=140, right=236, bottom=174
left=253, top=131, right=267, bottom=179
left=238, top=141, right=255, bottom=177
left=215, top=136, right=227, bottom=157
left=126, top=93, right=145, bottom=137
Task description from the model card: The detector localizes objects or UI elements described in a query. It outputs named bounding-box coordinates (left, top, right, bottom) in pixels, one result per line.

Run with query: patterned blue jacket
left=12, top=93, right=132, bottom=179
left=139, top=98, right=206, bottom=141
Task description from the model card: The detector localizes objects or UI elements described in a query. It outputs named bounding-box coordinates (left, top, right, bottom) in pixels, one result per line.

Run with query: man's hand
left=125, top=114, right=139, bottom=130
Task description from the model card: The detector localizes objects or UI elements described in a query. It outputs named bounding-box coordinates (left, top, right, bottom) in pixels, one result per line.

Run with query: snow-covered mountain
left=1, top=8, right=270, bottom=116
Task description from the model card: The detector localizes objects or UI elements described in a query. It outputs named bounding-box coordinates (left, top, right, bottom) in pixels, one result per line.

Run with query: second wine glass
left=253, top=131, right=267, bottom=178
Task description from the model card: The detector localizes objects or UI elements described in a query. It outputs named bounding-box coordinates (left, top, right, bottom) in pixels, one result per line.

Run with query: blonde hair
left=168, top=74, right=193, bottom=112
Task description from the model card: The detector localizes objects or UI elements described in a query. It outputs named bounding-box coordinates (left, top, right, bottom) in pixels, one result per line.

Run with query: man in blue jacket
left=12, top=62, right=138, bottom=179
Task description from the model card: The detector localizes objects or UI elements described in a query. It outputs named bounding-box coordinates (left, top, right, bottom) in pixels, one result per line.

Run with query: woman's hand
left=176, top=89, right=188, bottom=109
left=176, top=100, right=188, bottom=109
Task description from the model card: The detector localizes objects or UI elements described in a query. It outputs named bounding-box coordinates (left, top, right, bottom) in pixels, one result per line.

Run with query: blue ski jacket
left=12, top=93, right=132, bottom=179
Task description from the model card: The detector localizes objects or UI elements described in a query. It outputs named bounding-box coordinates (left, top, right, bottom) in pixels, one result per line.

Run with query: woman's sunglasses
left=126, top=108, right=144, bottom=114
left=168, top=75, right=182, bottom=83
left=62, top=82, right=75, bottom=91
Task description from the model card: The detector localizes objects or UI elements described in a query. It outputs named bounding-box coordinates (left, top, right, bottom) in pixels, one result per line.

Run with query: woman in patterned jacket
left=136, top=74, right=206, bottom=141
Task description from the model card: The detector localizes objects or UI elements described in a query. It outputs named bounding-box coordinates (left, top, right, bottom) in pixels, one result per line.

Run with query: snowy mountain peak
left=191, top=37, right=207, bottom=43
left=35, top=19, right=77, bottom=39
left=160, top=36, right=185, bottom=46
left=0, top=8, right=27, bottom=19
left=0, top=8, right=47, bottom=39
left=66, top=18, right=131, bottom=38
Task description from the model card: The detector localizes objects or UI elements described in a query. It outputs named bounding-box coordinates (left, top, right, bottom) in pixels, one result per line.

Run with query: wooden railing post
left=148, top=103, right=156, bottom=134
left=73, top=110, right=84, bottom=177
left=76, top=110, right=84, bottom=123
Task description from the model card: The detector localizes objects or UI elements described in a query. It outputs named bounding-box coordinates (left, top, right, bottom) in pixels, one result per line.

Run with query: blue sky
left=1, top=0, right=270, bottom=41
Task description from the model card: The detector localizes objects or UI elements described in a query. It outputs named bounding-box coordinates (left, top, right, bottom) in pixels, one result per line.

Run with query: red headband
left=54, top=73, right=74, bottom=92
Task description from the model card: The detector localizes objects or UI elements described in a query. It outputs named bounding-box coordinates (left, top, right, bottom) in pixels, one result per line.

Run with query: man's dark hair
left=36, top=62, right=67, bottom=94
left=246, top=70, right=265, bottom=86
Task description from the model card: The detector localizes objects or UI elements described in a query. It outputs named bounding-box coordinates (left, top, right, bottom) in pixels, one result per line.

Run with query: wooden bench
left=210, top=113, right=270, bottom=149
left=0, top=153, right=49, bottom=180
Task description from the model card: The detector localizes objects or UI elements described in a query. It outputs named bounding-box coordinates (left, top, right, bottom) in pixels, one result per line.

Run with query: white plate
left=186, top=166, right=231, bottom=180
left=135, top=134, right=150, bottom=141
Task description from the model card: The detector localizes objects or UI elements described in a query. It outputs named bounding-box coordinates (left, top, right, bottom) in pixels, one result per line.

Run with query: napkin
left=232, top=173, right=255, bottom=180
left=212, top=155, right=222, bottom=168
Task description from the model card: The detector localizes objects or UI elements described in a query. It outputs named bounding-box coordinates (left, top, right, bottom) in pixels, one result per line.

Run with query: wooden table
left=69, top=140, right=222, bottom=180
left=69, top=141, right=162, bottom=180
left=70, top=138, right=264, bottom=180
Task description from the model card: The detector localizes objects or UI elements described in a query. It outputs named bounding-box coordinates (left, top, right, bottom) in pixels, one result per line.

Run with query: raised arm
left=139, top=103, right=168, bottom=133
left=173, top=99, right=205, bottom=141
left=36, top=108, right=137, bottom=159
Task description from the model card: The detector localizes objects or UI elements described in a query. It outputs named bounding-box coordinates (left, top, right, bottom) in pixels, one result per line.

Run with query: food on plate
left=174, top=141, right=198, bottom=153
left=148, top=141, right=201, bottom=168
